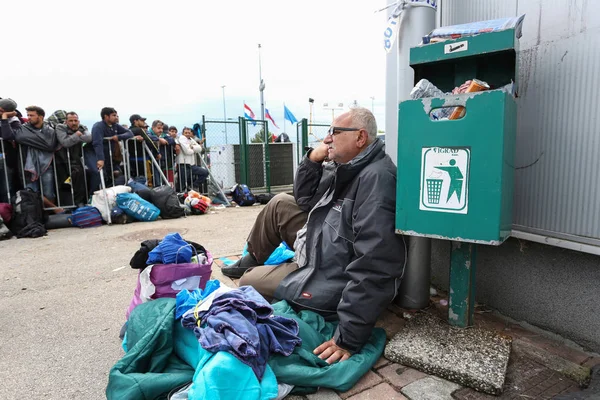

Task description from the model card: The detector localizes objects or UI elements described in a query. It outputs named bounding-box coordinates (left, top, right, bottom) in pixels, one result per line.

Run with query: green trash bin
left=395, top=27, right=520, bottom=326
left=396, top=28, right=519, bottom=244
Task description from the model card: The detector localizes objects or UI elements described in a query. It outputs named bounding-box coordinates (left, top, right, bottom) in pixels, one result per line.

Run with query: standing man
left=55, top=112, right=91, bottom=206
left=0, top=98, right=20, bottom=203
left=1, top=106, right=59, bottom=207
left=85, top=107, right=132, bottom=194
left=127, top=114, right=160, bottom=182
left=222, top=108, right=406, bottom=363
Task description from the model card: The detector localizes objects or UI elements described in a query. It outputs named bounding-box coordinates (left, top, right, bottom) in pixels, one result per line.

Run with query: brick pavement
left=212, top=259, right=598, bottom=400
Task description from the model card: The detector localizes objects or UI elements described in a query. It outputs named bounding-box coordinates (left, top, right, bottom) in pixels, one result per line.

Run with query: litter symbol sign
left=420, top=147, right=470, bottom=214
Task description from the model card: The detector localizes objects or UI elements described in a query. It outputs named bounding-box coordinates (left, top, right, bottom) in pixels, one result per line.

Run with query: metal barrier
left=202, top=117, right=240, bottom=191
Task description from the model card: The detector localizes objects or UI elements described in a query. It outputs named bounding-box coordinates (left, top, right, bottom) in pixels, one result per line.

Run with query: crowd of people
left=0, top=98, right=209, bottom=210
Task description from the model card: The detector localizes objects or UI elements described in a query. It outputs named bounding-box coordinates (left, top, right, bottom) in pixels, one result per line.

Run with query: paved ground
left=0, top=205, right=262, bottom=399
left=1, top=204, right=598, bottom=399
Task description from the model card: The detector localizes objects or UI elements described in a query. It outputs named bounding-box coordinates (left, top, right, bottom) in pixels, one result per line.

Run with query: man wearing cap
left=85, top=107, right=133, bottom=194
left=127, top=114, right=161, bottom=183
left=222, top=107, right=406, bottom=364
left=0, top=98, right=20, bottom=202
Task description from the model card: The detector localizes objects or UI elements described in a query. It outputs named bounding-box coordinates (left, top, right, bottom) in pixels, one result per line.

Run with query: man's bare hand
left=175, top=144, right=181, bottom=155
left=309, top=142, right=329, bottom=163
left=1, top=111, right=17, bottom=120
left=158, top=138, right=168, bottom=145
left=313, top=339, right=351, bottom=364
left=157, top=154, right=162, bottom=160
left=97, top=160, right=104, bottom=170
left=76, top=131, right=83, bottom=137
left=136, top=136, right=144, bottom=142
left=111, top=135, right=119, bottom=142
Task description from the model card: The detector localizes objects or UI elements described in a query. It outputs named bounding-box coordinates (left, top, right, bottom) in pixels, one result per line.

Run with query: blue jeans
left=27, top=165, right=56, bottom=201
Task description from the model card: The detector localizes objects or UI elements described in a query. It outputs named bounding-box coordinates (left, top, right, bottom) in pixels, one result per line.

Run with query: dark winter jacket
left=87, top=121, right=133, bottom=162
left=1, top=120, right=57, bottom=181
left=275, top=139, right=407, bottom=353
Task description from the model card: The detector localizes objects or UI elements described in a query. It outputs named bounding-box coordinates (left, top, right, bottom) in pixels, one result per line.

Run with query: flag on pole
left=284, top=105, right=298, bottom=124
left=244, top=103, right=256, bottom=126
left=265, top=108, right=279, bottom=129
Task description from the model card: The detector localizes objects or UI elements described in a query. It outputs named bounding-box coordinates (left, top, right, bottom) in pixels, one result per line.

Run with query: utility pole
left=370, top=96, right=375, bottom=112
left=221, top=85, right=228, bottom=144
left=258, top=44, right=265, bottom=122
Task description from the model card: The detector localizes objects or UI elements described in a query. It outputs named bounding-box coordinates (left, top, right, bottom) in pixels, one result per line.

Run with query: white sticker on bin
left=444, top=40, right=468, bottom=54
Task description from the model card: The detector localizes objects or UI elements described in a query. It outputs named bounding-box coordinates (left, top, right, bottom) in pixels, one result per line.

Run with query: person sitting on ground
left=85, top=107, right=133, bottom=194
left=127, top=114, right=161, bottom=183
left=55, top=112, right=91, bottom=206
left=0, top=106, right=63, bottom=212
left=176, top=126, right=208, bottom=192
left=222, top=108, right=406, bottom=364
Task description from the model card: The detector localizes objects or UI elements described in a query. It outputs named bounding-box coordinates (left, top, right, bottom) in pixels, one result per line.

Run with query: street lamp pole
left=370, top=96, right=375, bottom=113
left=258, top=44, right=266, bottom=122
left=221, top=85, right=228, bottom=144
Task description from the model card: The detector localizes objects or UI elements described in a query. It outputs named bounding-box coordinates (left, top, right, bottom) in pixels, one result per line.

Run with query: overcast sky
left=2, top=0, right=388, bottom=138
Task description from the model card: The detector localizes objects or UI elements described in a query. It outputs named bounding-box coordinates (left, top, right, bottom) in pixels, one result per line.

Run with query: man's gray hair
left=348, top=107, right=377, bottom=142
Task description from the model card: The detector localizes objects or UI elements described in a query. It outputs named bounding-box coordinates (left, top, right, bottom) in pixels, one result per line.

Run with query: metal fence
left=0, top=117, right=300, bottom=213
left=0, top=134, right=230, bottom=212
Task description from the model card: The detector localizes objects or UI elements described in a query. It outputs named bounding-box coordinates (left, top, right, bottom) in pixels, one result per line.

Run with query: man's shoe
left=221, top=254, right=260, bottom=279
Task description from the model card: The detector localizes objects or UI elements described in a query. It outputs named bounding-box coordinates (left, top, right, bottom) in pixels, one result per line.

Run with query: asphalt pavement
left=0, top=205, right=263, bottom=399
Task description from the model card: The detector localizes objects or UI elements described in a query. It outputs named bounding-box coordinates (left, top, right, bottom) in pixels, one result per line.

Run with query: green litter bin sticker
left=420, top=147, right=470, bottom=214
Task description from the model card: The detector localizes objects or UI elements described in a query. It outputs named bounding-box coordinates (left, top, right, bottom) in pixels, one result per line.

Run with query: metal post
left=396, top=236, right=432, bottom=309
left=392, top=1, right=437, bottom=310
left=239, top=116, right=248, bottom=185
left=221, top=85, right=228, bottom=144
left=258, top=44, right=265, bottom=122
left=301, top=118, right=309, bottom=155
left=448, top=241, right=477, bottom=327
left=370, top=96, right=375, bottom=113
left=263, top=121, right=271, bottom=193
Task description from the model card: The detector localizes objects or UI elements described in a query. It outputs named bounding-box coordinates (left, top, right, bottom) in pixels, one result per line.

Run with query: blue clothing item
left=174, top=323, right=278, bottom=400
left=242, top=241, right=295, bottom=265
left=89, top=121, right=133, bottom=162
left=187, top=286, right=301, bottom=380
left=147, top=232, right=193, bottom=264
left=175, top=280, right=221, bottom=319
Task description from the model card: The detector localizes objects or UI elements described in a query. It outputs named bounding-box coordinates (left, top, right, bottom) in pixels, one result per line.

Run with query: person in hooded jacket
left=1, top=105, right=59, bottom=204
left=222, top=107, right=407, bottom=364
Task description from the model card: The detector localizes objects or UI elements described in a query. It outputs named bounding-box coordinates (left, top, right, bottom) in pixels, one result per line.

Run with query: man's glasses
left=326, top=126, right=362, bottom=137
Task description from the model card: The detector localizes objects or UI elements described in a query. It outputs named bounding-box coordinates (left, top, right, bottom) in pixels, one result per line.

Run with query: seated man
left=222, top=108, right=406, bottom=363
left=55, top=112, right=91, bottom=206
left=1, top=106, right=59, bottom=207
left=176, top=127, right=208, bottom=192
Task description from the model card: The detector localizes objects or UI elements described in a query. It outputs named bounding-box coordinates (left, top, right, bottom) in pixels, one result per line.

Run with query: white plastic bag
left=91, top=185, right=131, bottom=222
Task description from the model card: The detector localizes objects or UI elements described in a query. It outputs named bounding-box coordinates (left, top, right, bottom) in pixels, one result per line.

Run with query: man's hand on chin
left=313, top=338, right=351, bottom=364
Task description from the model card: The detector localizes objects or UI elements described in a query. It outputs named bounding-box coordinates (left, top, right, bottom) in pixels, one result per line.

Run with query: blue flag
left=284, top=105, right=298, bottom=124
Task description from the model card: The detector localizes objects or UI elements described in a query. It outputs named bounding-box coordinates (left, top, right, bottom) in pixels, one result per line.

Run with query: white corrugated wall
left=440, top=0, right=600, bottom=249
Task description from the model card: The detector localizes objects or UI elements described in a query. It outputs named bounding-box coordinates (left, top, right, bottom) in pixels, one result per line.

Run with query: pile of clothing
left=108, top=279, right=388, bottom=400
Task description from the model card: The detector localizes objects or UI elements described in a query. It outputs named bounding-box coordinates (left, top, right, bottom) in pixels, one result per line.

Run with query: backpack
left=231, top=184, right=256, bottom=206
left=71, top=206, right=103, bottom=228
left=10, top=189, right=47, bottom=238
left=150, top=185, right=185, bottom=219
